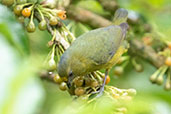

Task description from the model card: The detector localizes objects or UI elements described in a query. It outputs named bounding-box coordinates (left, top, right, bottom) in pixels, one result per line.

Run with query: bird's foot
left=91, top=86, right=104, bottom=98
left=91, top=69, right=108, bottom=98
left=96, top=86, right=104, bottom=98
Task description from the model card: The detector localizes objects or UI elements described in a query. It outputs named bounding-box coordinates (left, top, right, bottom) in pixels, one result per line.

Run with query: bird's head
left=58, top=51, right=86, bottom=88
left=57, top=52, right=74, bottom=88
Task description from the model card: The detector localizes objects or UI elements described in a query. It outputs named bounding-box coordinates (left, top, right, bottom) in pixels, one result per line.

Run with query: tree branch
left=99, top=0, right=118, bottom=13
left=128, top=39, right=165, bottom=68
left=67, top=5, right=112, bottom=28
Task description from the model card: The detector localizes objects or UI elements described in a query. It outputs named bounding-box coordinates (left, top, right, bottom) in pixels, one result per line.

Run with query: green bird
left=58, top=8, right=129, bottom=95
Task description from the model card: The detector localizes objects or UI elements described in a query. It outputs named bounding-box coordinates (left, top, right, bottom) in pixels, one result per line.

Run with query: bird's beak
left=67, top=74, right=74, bottom=88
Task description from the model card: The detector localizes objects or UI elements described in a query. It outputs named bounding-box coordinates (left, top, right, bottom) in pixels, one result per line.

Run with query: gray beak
left=67, top=72, right=74, bottom=88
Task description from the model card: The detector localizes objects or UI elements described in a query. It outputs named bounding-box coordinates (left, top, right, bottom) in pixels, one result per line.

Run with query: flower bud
left=14, top=5, right=23, bottom=16
left=48, top=58, right=56, bottom=71
left=164, top=73, right=171, bottom=91
left=150, top=73, right=158, bottom=83
left=75, top=87, right=85, bottom=96
left=164, top=82, right=171, bottom=91
left=53, top=74, right=62, bottom=84
left=17, top=16, right=25, bottom=23
left=165, top=57, right=171, bottom=66
left=49, top=16, right=58, bottom=26
left=59, top=82, right=68, bottom=91
left=114, top=66, right=124, bottom=76
left=134, top=64, right=144, bottom=72
left=74, top=76, right=84, bottom=87
left=156, top=75, right=164, bottom=85
left=22, top=7, right=31, bottom=17
left=38, top=20, right=47, bottom=31
left=26, top=21, right=36, bottom=32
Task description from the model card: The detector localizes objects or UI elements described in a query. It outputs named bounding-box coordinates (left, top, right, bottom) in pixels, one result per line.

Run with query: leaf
left=0, top=4, right=29, bottom=56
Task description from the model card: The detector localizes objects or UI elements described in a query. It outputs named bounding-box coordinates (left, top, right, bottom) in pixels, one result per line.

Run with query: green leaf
left=0, top=4, right=29, bottom=56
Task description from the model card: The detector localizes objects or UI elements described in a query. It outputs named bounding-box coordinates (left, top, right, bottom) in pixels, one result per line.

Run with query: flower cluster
left=150, top=46, right=171, bottom=90
left=11, top=0, right=66, bottom=32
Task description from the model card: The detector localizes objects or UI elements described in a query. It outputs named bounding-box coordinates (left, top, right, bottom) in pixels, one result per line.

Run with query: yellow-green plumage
left=58, top=8, right=128, bottom=78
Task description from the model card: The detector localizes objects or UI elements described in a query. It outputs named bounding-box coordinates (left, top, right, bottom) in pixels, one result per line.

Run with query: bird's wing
left=69, top=25, right=125, bottom=66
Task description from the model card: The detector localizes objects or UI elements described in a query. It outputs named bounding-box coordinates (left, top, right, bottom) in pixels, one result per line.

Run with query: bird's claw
left=91, top=86, right=104, bottom=98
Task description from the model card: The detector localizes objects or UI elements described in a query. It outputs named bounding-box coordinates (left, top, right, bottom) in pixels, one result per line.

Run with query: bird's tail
left=113, top=8, right=128, bottom=25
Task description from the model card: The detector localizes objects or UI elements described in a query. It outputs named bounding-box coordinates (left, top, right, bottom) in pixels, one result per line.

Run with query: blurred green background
left=0, top=0, right=171, bottom=114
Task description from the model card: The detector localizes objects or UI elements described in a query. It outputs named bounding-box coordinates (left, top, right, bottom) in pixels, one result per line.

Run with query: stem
left=62, top=24, right=76, bottom=41
left=165, top=68, right=171, bottom=90
left=51, top=44, right=56, bottom=59
left=20, top=3, right=33, bottom=7
left=156, top=66, right=168, bottom=85
left=59, top=44, right=64, bottom=53
left=56, top=49, right=60, bottom=62
left=132, top=57, right=138, bottom=66
left=121, top=56, right=130, bottom=62
left=95, top=73, right=103, bottom=84
left=121, top=61, right=129, bottom=69
left=158, top=66, right=168, bottom=78
left=96, top=71, right=104, bottom=78
left=36, top=6, right=45, bottom=20
left=30, top=5, right=35, bottom=22
left=51, top=29, right=57, bottom=41
left=150, top=66, right=165, bottom=83
left=89, top=74, right=96, bottom=80
left=39, top=7, right=57, bottom=17
left=43, top=11, right=53, bottom=18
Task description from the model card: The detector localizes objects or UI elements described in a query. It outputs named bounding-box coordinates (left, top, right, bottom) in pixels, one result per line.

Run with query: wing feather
left=69, top=25, right=124, bottom=66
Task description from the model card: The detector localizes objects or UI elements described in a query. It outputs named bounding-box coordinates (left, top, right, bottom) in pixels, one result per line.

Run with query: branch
left=99, top=0, right=118, bottom=13
left=128, top=39, right=165, bottom=68
left=67, top=5, right=112, bottom=28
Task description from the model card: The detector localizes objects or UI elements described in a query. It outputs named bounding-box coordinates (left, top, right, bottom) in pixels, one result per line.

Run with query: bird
left=58, top=8, right=129, bottom=96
